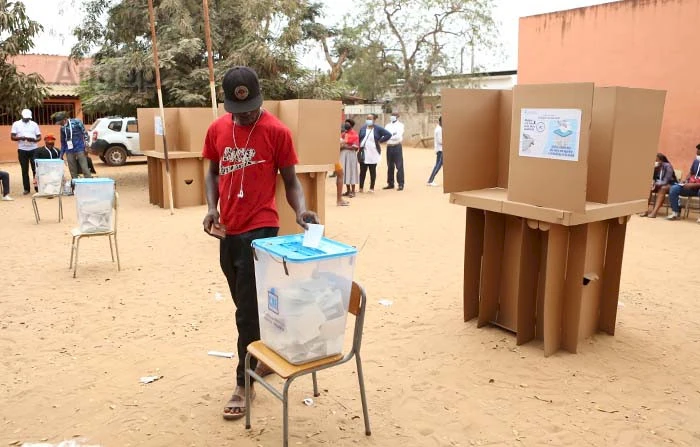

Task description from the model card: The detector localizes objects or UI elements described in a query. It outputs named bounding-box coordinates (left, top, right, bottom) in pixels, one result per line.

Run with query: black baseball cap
left=223, top=66, right=263, bottom=114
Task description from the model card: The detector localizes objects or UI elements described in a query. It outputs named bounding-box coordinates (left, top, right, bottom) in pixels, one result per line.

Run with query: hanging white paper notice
left=303, top=224, right=324, bottom=248
left=154, top=116, right=164, bottom=136
left=519, top=108, right=582, bottom=162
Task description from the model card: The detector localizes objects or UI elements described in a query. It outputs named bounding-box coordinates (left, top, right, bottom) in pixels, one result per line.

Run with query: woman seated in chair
left=642, top=153, right=677, bottom=218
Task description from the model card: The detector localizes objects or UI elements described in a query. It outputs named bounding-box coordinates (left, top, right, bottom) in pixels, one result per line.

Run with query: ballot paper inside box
left=35, top=159, right=65, bottom=195
left=74, top=178, right=115, bottom=233
left=252, top=234, right=358, bottom=365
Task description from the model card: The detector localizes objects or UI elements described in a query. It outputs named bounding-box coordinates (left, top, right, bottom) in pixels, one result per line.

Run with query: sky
left=22, top=0, right=620, bottom=71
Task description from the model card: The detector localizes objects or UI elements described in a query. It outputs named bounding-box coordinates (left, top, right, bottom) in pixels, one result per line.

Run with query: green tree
left=358, top=0, right=498, bottom=112
left=0, top=1, right=47, bottom=115
left=72, top=0, right=339, bottom=115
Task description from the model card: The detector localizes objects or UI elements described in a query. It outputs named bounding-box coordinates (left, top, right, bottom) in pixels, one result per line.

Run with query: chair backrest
left=349, top=281, right=367, bottom=355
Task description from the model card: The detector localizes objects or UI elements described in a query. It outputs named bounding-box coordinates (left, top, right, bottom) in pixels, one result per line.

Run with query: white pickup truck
left=89, top=117, right=143, bottom=166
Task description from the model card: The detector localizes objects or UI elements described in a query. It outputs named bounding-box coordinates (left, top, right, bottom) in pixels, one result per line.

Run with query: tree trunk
left=415, top=94, right=425, bottom=113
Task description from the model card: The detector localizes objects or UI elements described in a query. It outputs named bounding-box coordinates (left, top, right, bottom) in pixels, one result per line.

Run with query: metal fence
left=0, top=103, right=76, bottom=126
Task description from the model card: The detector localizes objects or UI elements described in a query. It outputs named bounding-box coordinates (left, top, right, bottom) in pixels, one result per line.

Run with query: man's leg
left=428, top=152, right=443, bottom=184
left=220, top=227, right=278, bottom=418
left=77, top=152, right=92, bottom=178
left=359, top=163, right=367, bottom=191
left=66, top=153, right=79, bottom=179
left=18, top=150, right=31, bottom=193
left=385, top=147, right=396, bottom=188
left=0, top=171, right=9, bottom=196
left=395, top=144, right=405, bottom=189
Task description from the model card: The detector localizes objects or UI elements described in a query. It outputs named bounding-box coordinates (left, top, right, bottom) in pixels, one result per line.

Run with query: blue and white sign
left=519, top=108, right=582, bottom=162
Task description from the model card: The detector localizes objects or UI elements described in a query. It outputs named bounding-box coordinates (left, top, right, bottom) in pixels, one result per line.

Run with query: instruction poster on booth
left=519, top=108, right=582, bottom=162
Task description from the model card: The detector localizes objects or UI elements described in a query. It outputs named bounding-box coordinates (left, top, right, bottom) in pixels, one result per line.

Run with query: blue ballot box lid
left=252, top=234, right=357, bottom=263
left=73, top=178, right=115, bottom=185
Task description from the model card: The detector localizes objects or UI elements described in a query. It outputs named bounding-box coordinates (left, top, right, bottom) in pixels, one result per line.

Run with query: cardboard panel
left=178, top=108, right=214, bottom=152
left=535, top=230, right=549, bottom=341
left=599, top=218, right=627, bottom=335
left=507, top=83, right=595, bottom=212
left=542, top=225, right=569, bottom=356
left=441, top=89, right=501, bottom=193
left=496, top=216, right=523, bottom=331
left=498, top=90, right=513, bottom=188
left=279, top=100, right=342, bottom=166
left=263, top=100, right=281, bottom=117
left=516, top=222, right=541, bottom=345
left=464, top=208, right=485, bottom=322
left=587, top=88, right=617, bottom=203
left=154, top=109, right=181, bottom=152
left=172, top=157, right=206, bottom=207
left=137, top=108, right=159, bottom=152
left=274, top=171, right=325, bottom=236
left=578, top=221, right=607, bottom=340
left=561, top=225, right=588, bottom=353
left=478, top=212, right=505, bottom=328
left=606, top=88, right=667, bottom=204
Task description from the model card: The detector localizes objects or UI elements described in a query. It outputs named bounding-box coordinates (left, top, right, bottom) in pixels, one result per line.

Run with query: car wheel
left=104, top=146, right=127, bottom=166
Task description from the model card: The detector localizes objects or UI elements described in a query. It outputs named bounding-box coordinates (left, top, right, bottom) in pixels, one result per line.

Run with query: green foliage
left=0, top=1, right=47, bottom=115
left=72, top=0, right=340, bottom=115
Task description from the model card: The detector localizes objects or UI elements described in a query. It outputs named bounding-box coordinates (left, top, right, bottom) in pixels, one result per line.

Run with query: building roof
left=47, top=84, right=80, bottom=97
left=10, top=54, right=92, bottom=86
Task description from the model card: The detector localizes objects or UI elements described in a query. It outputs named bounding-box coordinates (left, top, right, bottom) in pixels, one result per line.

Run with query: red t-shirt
left=344, top=128, right=359, bottom=147
left=202, top=111, right=299, bottom=235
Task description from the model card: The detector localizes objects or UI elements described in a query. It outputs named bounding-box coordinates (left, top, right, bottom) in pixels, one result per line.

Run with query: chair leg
left=245, top=352, right=252, bottom=430
left=69, top=237, right=76, bottom=268
left=355, top=353, right=371, bottom=436
left=32, top=198, right=40, bottom=224
left=282, top=379, right=293, bottom=447
left=58, top=195, right=63, bottom=222
left=312, top=372, right=320, bottom=397
left=73, top=237, right=81, bottom=278
left=114, top=234, right=121, bottom=271
left=109, top=235, right=115, bottom=262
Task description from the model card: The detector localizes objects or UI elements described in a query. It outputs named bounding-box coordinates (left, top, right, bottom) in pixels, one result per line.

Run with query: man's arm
left=377, top=126, right=392, bottom=143
left=280, top=165, right=319, bottom=229
left=202, top=160, right=221, bottom=232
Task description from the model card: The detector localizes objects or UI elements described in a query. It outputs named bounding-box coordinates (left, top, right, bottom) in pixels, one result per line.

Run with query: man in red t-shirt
left=202, top=66, right=319, bottom=421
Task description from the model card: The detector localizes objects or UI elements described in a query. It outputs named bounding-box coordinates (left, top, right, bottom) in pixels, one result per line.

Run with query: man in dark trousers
left=10, top=109, right=41, bottom=194
left=383, top=112, right=405, bottom=190
left=202, top=66, right=319, bottom=421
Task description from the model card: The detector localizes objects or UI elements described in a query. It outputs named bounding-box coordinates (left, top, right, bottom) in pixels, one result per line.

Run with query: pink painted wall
left=518, top=0, right=700, bottom=172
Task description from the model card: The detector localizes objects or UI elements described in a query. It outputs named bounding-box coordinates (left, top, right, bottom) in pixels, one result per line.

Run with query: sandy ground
left=1, top=147, right=699, bottom=447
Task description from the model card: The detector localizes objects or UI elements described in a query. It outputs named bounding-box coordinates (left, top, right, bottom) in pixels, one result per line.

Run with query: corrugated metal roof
left=47, top=84, right=79, bottom=97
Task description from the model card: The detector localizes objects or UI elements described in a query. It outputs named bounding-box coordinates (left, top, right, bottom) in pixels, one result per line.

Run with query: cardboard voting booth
left=141, top=100, right=340, bottom=235
left=443, top=83, right=666, bottom=356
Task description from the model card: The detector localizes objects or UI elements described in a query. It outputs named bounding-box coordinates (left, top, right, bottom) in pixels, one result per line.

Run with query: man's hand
left=203, top=209, right=220, bottom=234
left=296, top=210, right=320, bottom=230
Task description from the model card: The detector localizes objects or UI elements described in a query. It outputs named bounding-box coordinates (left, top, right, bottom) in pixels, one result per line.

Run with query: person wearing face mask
left=338, top=118, right=359, bottom=202
left=358, top=114, right=392, bottom=193
left=201, top=66, right=320, bottom=421
left=667, top=144, right=700, bottom=221
left=10, top=109, right=41, bottom=194
left=383, top=112, right=405, bottom=191
left=641, top=153, right=677, bottom=218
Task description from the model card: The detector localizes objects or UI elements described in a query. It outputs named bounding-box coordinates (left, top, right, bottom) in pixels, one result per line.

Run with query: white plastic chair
left=69, top=191, right=120, bottom=278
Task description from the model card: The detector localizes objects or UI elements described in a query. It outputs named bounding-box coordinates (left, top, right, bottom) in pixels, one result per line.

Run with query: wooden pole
left=202, top=0, right=218, bottom=119
left=147, top=0, right=175, bottom=215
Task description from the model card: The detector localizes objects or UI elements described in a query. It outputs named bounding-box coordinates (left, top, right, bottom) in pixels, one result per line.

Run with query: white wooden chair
left=69, top=191, right=120, bottom=278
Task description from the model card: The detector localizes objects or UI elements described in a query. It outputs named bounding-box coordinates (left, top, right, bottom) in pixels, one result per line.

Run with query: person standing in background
left=383, top=112, right=405, bottom=191
left=10, top=109, right=41, bottom=194
left=338, top=118, right=359, bottom=203
left=358, top=114, right=391, bottom=193
left=427, top=116, right=443, bottom=186
left=55, top=112, right=92, bottom=180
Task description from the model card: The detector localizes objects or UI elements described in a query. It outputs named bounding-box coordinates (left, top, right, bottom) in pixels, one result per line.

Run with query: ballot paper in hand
left=303, top=224, right=324, bottom=248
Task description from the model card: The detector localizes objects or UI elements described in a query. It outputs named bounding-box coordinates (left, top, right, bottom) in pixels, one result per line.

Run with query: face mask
left=366, top=120, right=373, bottom=126
left=655, top=162, right=660, bottom=168
left=390, top=116, right=397, bottom=123
left=343, top=124, right=352, bottom=131
left=696, top=155, right=700, bottom=161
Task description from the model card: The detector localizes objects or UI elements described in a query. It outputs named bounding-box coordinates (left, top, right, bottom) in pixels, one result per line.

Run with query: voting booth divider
left=141, top=100, right=341, bottom=235
left=443, top=83, right=666, bottom=355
